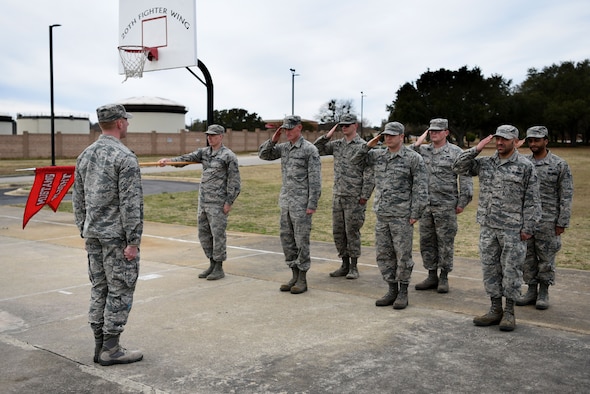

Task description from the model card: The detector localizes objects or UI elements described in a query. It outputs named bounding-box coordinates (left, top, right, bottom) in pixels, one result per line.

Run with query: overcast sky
left=1, top=0, right=589, bottom=127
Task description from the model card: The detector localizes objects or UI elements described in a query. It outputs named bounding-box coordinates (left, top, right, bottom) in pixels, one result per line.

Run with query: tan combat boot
left=415, top=270, right=438, bottom=290
left=280, top=267, right=299, bottom=292
left=291, top=270, right=308, bottom=294
left=536, top=282, right=550, bottom=310
left=99, top=335, right=143, bottom=366
left=499, top=298, right=516, bottom=331
left=393, top=283, right=409, bottom=309
left=473, top=297, right=503, bottom=326
left=516, top=284, right=538, bottom=306
left=375, top=282, right=398, bottom=306
left=330, top=256, right=350, bottom=277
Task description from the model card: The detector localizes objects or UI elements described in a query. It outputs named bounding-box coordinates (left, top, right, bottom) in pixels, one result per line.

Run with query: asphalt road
left=0, top=179, right=199, bottom=206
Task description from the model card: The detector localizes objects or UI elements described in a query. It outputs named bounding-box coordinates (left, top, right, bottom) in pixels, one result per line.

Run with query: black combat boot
left=206, top=261, right=225, bottom=280
left=280, top=267, right=299, bottom=292
left=330, top=256, right=350, bottom=277
left=393, top=283, right=409, bottom=309
left=291, top=270, right=308, bottom=294
left=516, top=284, right=538, bottom=306
left=499, top=298, right=516, bottom=331
left=198, top=258, right=215, bottom=279
left=415, top=270, right=438, bottom=290
left=536, top=282, right=550, bottom=310
left=473, top=297, right=503, bottom=326
left=376, top=282, right=398, bottom=306
left=346, top=257, right=359, bottom=279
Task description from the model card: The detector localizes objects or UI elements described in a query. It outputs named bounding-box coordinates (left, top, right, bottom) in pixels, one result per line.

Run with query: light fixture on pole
left=290, top=68, right=299, bottom=115
left=360, top=91, right=366, bottom=135
left=49, top=24, right=61, bottom=166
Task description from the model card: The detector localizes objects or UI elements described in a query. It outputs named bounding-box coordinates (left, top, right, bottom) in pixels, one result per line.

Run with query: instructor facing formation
left=73, top=104, right=144, bottom=366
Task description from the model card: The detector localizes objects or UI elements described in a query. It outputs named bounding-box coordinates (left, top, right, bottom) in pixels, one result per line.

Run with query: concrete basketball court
left=1, top=205, right=589, bottom=393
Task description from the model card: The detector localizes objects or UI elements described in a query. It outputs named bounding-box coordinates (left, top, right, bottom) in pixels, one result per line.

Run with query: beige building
left=115, top=97, right=188, bottom=133
left=16, top=114, right=90, bottom=135
left=0, top=113, right=14, bottom=135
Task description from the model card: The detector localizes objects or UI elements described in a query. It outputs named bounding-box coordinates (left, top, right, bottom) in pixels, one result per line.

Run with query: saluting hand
left=515, top=139, right=526, bottom=149
left=325, top=124, right=338, bottom=139
left=272, top=127, right=283, bottom=143
left=476, top=134, right=494, bottom=152
left=367, top=134, right=382, bottom=148
left=415, top=129, right=429, bottom=146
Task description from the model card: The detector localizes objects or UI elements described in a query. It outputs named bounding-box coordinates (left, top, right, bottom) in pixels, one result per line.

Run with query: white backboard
left=119, top=0, right=197, bottom=73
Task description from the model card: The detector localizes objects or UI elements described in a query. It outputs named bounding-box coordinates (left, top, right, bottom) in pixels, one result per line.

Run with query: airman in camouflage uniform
left=73, top=104, right=144, bottom=366
left=314, top=113, right=374, bottom=280
left=258, top=115, right=322, bottom=294
left=411, top=118, right=473, bottom=293
left=352, top=121, right=428, bottom=310
left=516, top=126, right=573, bottom=310
left=452, top=125, right=541, bottom=331
left=158, top=124, right=241, bottom=281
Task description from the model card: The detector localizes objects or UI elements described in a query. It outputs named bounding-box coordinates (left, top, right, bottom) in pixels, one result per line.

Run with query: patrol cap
left=281, top=115, right=302, bottom=129
left=381, top=121, right=405, bottom=136
left=493, top=125, right=519, bottom=140
left=428, top=118, right=448, bottom=131
left=96, top=104, right=132, bottom=122
left=339, top=113, right=358, bottom=125
left=205, top=124, right=225, bottom=135
left=526, top=126, right=548, bottom=139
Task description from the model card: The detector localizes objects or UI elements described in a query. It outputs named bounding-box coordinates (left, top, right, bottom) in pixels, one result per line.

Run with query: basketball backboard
left=118, top=0, right=197, bottom=74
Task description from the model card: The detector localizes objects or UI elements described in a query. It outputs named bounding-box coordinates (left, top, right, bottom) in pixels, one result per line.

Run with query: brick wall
left=0, top=128, right=332, bottom=159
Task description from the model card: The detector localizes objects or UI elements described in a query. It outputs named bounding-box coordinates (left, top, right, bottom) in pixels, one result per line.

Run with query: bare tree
left=315, top=99, right=356, bottom=124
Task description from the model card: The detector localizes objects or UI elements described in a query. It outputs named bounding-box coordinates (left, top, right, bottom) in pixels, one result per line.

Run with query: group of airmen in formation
left=73, top=103, right=573, bottom=366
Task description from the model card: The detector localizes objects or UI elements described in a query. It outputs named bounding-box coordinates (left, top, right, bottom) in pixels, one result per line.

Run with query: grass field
left=3, top=147, right=588, bottom=270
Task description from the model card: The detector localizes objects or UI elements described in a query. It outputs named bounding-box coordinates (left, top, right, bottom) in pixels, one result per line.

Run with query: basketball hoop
left=118, top=46, right=158, bottom=82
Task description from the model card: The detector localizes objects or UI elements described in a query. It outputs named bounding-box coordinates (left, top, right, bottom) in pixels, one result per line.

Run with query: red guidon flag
left=23, top=166, right=76, bottom=229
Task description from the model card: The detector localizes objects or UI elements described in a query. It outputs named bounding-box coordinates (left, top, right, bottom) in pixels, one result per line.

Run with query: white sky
left=1, top=0, right=589, bottom=127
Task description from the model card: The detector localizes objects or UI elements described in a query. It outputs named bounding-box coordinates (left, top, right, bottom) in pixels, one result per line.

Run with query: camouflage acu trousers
left=523, top=222, right=560, bottom=285
left=198, top=204, right=228, bottom=262
left=375, top=216, right=415, bottom=285
left=479, top=226, right=525, bottom=299
left=86, top=237, right=139, bottom=336
left=332, top=196, right=367, bottom=259
left=280, top=206, right=313, bottom=272
left=419, top=206, right=458, bottom=272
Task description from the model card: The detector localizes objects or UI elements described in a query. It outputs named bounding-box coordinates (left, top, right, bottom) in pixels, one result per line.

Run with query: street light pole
left=290, top=68, right=299, bottom=115
left=360, top=91, right=366, bottom=135
left=49, top=24, right=61, bottom=166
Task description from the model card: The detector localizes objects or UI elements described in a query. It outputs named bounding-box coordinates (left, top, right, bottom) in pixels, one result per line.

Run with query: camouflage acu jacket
left=73, top=135, right=143, bottom=246
left=525, top=150, right=573, bottom=228
left=171, top=145, right=241, bottom=207
left=353, top=144, right=428, bottom=220
left=314, top=134, right=374, bottom=200
left=258, top=136, right=322, bottom=211
left=452, top=147, right=541, bottom=233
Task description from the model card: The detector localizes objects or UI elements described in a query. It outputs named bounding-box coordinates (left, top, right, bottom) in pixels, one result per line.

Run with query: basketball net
left=118, top=46, right=153, bottom=82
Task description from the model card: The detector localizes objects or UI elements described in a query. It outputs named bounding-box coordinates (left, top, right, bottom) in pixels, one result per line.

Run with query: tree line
left=388, top=60, right=589, bottom=146
left=189, top=59, right=589, bottom=147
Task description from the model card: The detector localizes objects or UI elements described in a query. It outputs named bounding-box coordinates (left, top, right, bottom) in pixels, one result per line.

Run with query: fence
left=0, top=128, right=332, bottom=159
